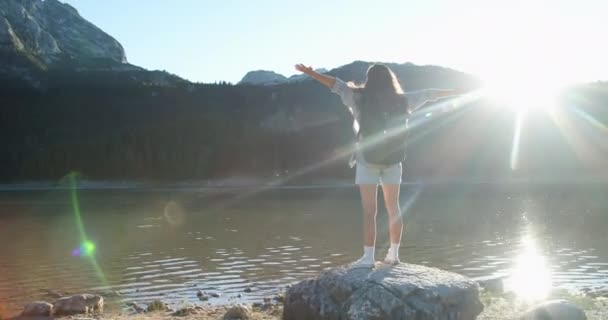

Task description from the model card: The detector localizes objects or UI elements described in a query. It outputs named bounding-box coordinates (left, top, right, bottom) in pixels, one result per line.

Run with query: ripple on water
left=1, top=190, right=608, bottom=314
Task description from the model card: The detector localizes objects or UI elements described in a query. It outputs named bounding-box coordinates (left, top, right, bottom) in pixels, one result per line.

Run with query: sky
left=63, top=0, right=608, bottom=85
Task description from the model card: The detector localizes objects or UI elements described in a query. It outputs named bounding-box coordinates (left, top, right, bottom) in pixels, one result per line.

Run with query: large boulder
left=53, top=294, right=103, bottom=316
left=521, top=300, right=586, bottom=320
left=283, top=263, right=483, bottom=320
left=21, top=301, right=53, bottom=317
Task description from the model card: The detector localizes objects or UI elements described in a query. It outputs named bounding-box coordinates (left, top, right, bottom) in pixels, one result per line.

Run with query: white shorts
left=355, top=162, right=403, bottom=185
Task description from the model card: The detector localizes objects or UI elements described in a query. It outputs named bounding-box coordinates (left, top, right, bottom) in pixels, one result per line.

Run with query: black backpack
left=357, top=93, right=409, bottom=167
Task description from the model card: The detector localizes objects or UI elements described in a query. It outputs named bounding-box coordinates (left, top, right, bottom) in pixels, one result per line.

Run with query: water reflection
left=1, top=189, right=607, bottom=313
left=506, top=226, right=552, bottom=301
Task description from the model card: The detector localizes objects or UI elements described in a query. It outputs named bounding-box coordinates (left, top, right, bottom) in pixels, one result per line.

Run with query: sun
left=479, top=68, right=564, bottom=112
left=450, top=1, right=577, bottom=113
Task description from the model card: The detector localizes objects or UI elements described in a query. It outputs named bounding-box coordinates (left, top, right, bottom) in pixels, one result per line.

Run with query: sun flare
left=480, top=72, right=563, bottom=112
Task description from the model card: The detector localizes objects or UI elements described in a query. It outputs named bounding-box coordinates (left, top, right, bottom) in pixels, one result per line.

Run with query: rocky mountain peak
left=0, top=0, right=126, bottom=65
left=239, top=70, right=287, bottom=85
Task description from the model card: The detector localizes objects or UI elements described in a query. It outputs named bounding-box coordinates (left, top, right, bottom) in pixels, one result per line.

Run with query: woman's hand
left=293, top=63, right=336, bottom=89
left=295, top=64, right=314, bottom=75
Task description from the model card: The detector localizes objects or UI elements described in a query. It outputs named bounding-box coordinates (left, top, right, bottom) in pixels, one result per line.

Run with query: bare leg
left=381, top=183, right=402, bottom=262
left=359, top=184, right=378, bottom=247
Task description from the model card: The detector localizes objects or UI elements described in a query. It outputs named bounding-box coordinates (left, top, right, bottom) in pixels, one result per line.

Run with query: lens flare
left=67, top=172, right=108, bottom=285
left=510, top=110, right=525, bottom=171
left=211, top=94, right=476, bottom=210
left=72, top=240, right=96, bottom=257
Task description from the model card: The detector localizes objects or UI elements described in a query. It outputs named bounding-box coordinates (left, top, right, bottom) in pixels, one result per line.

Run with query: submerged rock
left=197, top=290, right=209, bottom=301
left=53, top=294, right=103, bottom=315
left=283, top=263, right=483, bottom=320
left=22, top=301, right=53, bottom=317
left=521, top=300, right=586, bottom=320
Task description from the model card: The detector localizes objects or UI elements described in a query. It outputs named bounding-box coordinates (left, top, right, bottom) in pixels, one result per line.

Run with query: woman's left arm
left=408, top=88, right=468, bottom=113
left=429, top=88, right=467, bottom=100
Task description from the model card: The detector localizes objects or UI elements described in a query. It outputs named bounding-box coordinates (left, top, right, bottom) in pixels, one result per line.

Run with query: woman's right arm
left=295, top=64, right=336, bottom=88
left=295, top=64, right=358, bottom=116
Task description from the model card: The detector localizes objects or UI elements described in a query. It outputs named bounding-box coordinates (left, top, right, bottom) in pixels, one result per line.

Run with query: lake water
left=1, top=185, right=607, bottom=313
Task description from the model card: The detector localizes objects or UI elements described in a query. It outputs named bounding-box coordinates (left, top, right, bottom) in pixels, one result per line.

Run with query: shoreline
left=2, top=294, right=608, bottom=320
left=3, top=288, right=608, bottom=320
left=2, top=177, right=608, bottom=193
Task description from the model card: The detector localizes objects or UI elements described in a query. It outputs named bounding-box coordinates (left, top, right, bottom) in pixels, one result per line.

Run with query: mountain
left=0, top=0, right=188, bottom=89
left=323, top=61, right=477, bottom=91
left=240, top=68, right=329, bottom=85
left=239, top=70, right=287, bottom=85
left=287, top=68, right=328, bottom=83
left=0, top=1, right=485, bottom=183
left=239, top=62, right=477, bottom=90
left=0, top=0, right=126, bottom=64
left=2, top=1, right=606, bottom=184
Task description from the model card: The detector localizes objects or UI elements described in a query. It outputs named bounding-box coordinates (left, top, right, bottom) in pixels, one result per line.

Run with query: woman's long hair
left=350, top=64, right=405, bottom=113
left=351, top=64, right=408, bottom=159
left=361, top=63, right=403, bottom=94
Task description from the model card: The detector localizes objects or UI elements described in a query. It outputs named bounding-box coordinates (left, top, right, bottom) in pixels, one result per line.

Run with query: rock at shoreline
left=125, top=302, right=146, bottom=313
left=21, top=301, right=53, bottom=317
left=477, top=276, right=505, bottom=293
left=172, top=306, right=197, bottom=317
left=223, top=304, right=252, bottom=320
left=283, top=263, right=483, bottom=320
left=521, top=300, right=587, bottom=320
left=273, top=293, right=284, bottom=303
left=53, top=294, right=103, bottom=316
left=147, top=300, right=168, bottom=312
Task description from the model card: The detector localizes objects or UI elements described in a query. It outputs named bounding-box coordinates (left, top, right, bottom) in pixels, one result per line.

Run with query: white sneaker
left=383, top=251, right=400, bottom=265
left=350, top=256, right=375, bottom=269
left=383, top=257, right=400, bottom=265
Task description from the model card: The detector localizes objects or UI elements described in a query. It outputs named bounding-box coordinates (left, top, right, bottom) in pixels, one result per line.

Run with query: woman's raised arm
left=295, top=64, right=336, bottom=88
left=408, top=88, right=468, bottom=113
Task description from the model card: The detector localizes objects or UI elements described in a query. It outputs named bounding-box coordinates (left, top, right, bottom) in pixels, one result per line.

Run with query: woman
left=295, top=63, right=457, bottom=268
